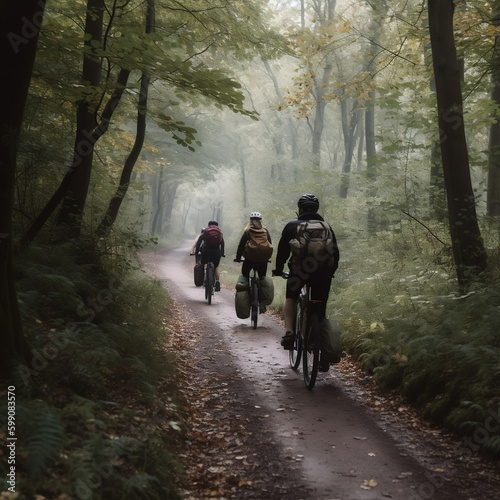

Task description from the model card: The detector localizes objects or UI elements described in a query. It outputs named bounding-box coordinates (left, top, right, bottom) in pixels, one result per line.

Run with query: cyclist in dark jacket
left=273, top=194, right=339, bottom=351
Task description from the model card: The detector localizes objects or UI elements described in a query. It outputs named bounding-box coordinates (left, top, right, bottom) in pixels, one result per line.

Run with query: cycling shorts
left=286, top=265, right=334, bottom=317
left=242, top=260, right=267, bottom=278
left=201, top=247, right=221, bottom=267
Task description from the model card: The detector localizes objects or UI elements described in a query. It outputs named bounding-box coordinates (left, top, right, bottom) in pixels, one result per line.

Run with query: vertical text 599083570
left=6, top=386, right=16, bottom=493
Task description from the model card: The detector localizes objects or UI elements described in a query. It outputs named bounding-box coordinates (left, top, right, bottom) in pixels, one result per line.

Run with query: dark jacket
left=274, top=212, right=339, bottom=274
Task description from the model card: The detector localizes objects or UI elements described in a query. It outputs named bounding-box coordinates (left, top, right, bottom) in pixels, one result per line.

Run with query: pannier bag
left=235, top=274, right=249, bottom=292
left=235, top=290, right=251, bottom=319
left=289, top=220, right=336, bottom=268
left=235, top=274, right=250, bottom=319
left=245, top=227, right=273, bottom=262
left=258, top=276, right=274, bottom=305
left=194, top=263, right=204, bottom=287
left=320, top=318, right=342, bottom=364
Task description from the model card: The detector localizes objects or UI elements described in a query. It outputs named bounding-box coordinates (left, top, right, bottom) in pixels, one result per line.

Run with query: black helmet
left=297, top=194, right=319, bottom=213
left=208, top=220, right=219, bottom=226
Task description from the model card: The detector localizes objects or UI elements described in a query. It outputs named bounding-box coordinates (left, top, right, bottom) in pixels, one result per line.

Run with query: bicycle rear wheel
left=251, top=282, right=259, bottom=329
left=289, top=299, right=303, bottom=370
left=303, top=312, right=320, bottom=389
left=205, top=263, right=214, bottom=304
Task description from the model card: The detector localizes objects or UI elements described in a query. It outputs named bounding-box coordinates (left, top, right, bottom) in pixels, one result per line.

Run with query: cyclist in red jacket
left=195, top=220, right=225, bottom=291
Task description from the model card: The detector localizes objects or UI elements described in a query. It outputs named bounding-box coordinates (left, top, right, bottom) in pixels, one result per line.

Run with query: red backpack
left=204, top=225, right=223, bottom=248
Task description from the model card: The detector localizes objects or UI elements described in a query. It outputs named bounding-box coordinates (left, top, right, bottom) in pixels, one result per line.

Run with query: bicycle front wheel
left=289, top=300, right=303, bottom=370
left=251, top=282, right=259, bottom=329
left=303, top=312, right=320, bottom=389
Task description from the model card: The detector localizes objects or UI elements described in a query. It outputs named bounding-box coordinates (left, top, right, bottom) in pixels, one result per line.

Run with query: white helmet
left=250, top=211, right=262, bottom=219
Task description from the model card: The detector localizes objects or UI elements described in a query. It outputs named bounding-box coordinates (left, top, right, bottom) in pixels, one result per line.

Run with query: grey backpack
left=289, top=220, right=336, bottom=268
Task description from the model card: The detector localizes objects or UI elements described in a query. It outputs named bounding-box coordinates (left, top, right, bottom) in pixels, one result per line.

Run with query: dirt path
left=142, top=244, right=500, bottom=500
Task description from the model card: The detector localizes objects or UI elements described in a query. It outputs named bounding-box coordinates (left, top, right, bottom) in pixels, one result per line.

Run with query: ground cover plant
left=0, top=240, right=185, bottom=499
left=333, top=216, right=500, bottom=458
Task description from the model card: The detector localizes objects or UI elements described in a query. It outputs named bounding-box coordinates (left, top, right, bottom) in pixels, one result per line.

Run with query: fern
left=17, top=403, right=64, bottom=476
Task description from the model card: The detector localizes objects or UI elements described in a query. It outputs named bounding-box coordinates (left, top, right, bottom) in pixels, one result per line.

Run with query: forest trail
left=142, top=244, right=500, bottom=500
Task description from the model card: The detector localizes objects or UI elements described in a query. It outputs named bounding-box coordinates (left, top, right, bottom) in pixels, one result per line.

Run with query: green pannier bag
left=235, top=275, right=250, bottom=319
left=235, top=290, right=250, bottom=319
left=236, top=274, right=249, bottom=292
left=320, top=318, right=341, bottom=363
left=258, top=276, right=274, bottom=305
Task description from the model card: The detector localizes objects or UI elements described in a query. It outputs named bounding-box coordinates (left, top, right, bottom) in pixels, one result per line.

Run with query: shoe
left=281, top=331, right=294, bottom=350
left=260, top=304, right=267, bottom=313
left=319, top=356, right=330, bottom=372
left=215, top=281, right=221, bottom=291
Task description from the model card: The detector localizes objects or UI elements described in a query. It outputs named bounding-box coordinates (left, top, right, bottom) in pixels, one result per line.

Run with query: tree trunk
left=56, top=0, right=104, bottom=237
left=151, top=167, right=164, bottom=235
left=240, top=159, right=248, bottom=209
left=339, top=100, right=360, bottom=199
left=487, top=0, right=500, bottom=216
left=428, top=0, right=487, bottom=291
left=162, top=182, right=180, bottom=234
left=309, top=0, right=336, bottom=168
left=97, top=0, right=154, bottom=236
left=0, top=0, right=46, bottom=379
left=20, top=68, right=130, bottom=251
left=429, top=138, right=446, bottom=220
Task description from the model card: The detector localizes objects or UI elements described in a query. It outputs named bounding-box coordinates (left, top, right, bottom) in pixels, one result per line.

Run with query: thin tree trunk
left=487, top=0, right=500, bottom=216
left=0, top=0, right=46, bottom=379
left=20, top=68, right=130, bottom=251
left=428, top=0, right=487, bottom=291
left=162, top=182, right=180, bottom=234
left=56, top=0, right=105, bottom=237
left=339, top=101, right=360, bottom=199
left=240, top=159, right=248, bottom=209
left=96, top=0, right=154, bottom=235
left=151, top=167, right=164, bottom=235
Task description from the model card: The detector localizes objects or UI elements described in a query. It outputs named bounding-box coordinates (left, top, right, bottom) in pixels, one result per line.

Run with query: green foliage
left=11, top=240, right=182, bottom=498
left=335, top=212, right=500, bottom=456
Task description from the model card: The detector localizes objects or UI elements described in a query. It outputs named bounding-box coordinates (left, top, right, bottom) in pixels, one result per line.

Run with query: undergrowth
left=0, top=238, right=184, bottom=499
left=333, top=220, right=500, bottom=458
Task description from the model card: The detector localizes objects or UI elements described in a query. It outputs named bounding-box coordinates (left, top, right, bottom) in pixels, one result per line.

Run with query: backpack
left=289, top=220, right=336, bottom=268
left=245, top=226, right=273, bottom=263
left=204, top=225, right=223, bottom=248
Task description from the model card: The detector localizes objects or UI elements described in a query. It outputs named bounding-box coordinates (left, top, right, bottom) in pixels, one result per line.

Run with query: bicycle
left=278, top=272, right=322, bottom=390
left=234, top=259, right=265, bottom=329
left=205, top=260, right=215, bottom=304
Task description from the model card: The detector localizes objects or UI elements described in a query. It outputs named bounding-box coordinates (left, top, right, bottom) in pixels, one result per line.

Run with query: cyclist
left=195, top=220, right=225, bottom=291
left=234, top=212, right=273, bottom=278
left=272, top=195, right=339, bottom=366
